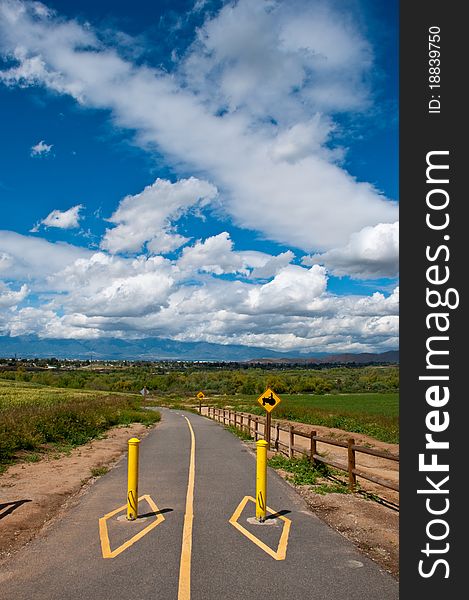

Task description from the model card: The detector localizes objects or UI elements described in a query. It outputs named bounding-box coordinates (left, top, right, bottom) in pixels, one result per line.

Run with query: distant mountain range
left=0, top=335, right=398, bottom=364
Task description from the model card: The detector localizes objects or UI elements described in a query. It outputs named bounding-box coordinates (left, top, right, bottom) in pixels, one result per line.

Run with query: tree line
left=0, top=364, right=399, bottom=395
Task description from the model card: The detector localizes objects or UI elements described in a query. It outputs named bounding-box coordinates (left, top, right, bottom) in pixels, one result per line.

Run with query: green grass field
left=0, top=380, right=160, bottom=467
left=176, top=391, right=399, bottom=443
left=271, top=393, right=398, bottom=443
left=275, top=393, right=399, bottom=417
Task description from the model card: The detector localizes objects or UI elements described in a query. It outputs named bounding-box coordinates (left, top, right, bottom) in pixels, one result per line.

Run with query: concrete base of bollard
left=117, top=514, right=153, bottom=523
left=246, top=516, right=281, bottom=526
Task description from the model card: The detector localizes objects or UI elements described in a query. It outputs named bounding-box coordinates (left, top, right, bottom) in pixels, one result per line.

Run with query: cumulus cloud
left=66, top=271, right=175, bottom=318
left=183, top=0, right=372, bottom=119
left=270, top=117, right=344, bottom=165
left=246, top=265, right=328, bottom=314
left=30, top=139, right=53, bottom=156
left=31, top=204, right=84, bottom=231
left=48, top=253, right=176, bottom=317
left=75, top=277, right=398, bottom=353
left=0, top=281, right=28, bottom=307
left=1, top=306, right=102, bottom=339
left=0, top=0, right=397, bottom=254
left=177, top=236, right=295, bottom=278
left=178, top=232, right=246, bottom=275
left=0, top=224, right=399, bottom=352
left=303, top=222, right=399, bottom=279
left=101, top=178, right=217, bottom=254
left=248, top=250, right=295, bottom=279
left=0, top=157, right=398, bottom=353
left=0, top=230, right=91, bottom=283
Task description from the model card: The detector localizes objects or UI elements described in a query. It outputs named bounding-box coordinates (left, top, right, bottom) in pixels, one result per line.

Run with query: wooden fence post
left=248, top=415, right=252, bottom=437
left=275, top=422, right=280, bottom=451
left=288, top=425, right=294, bottom=458
left=265, top=412, right=271, bottom=447
left=254, top=417, right=258, bottom=441
left=348, top=438, right=356, bottom=491
left=310, top=431, right=317, bottom=465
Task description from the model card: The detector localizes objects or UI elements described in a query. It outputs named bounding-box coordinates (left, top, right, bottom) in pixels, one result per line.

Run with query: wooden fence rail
left=200, top=405, right=399, bottom=494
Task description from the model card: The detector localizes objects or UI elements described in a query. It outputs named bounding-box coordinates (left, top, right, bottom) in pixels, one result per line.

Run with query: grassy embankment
left=0, top=380, right=160, bottom=471
left=153, top=392, right=399, bottom=444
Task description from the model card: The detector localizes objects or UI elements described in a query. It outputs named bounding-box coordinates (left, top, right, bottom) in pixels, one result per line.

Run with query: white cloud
left=2, top=306, right=102, bottom=338
left=270, top=117, right=344, bottom=165
left=183, top=0, right=372, bottom=119
left=45, top=252, right=177, bottom=317
left=177, top=235, right=295, bottom=278
left=0, top=251, right=14, bottom=272
left=101, top=178, right=217, bottom=254
left=0, top=230, right=91, bottom=283
left=178, top=232, right=246, bottom=275
left=0, top=226, right=399, bottom=352
left=0, top=1, right=397, bottom=255
left=245, top=265, right=327, bottom=314
left=65, top=271, right=175, bottom=318
left=303, top=222, right=399, bottom=279
left=30, top=139, right=53, bottom=156
left=31, top=204, right=84, bottom=231
left=348, top=286, right=399, bottom=317
left=94, top=278, right=398, bottom=353
left=248, top=250, right=294, bottom=279
left=0, top=281, right=28, bottom=307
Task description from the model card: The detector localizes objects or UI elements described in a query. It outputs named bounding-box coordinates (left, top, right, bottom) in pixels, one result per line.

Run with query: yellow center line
left=178, top=416, right=196, bottom=600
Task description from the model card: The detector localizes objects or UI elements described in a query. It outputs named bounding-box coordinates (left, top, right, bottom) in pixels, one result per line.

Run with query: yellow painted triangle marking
left=99, top=494, right=165, bottom=559
left=229, top=495, right=291, bottom=560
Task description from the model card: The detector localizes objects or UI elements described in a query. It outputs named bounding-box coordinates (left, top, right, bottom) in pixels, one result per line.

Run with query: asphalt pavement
left=0, top=408, right=399, bottom=600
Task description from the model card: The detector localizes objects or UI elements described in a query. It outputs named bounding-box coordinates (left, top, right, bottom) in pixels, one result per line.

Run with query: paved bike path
left=0, top=409, right=398, bottom=600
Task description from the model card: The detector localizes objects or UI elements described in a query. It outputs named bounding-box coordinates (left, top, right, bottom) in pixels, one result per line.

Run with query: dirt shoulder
left=0, top=422, right=155, bottom=564
left=0, top=415, right=399, bottom=580
left=271, top=461, right=399, bottom=579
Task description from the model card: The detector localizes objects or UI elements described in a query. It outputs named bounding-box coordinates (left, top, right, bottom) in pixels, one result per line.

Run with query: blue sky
left=0, top=0, right=398, bottom=353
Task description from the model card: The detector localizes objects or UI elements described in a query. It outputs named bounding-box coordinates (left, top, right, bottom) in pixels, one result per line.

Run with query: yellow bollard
left=127, top=437, right=140, bottom=520
left=256, top=439, right=268, bottom=522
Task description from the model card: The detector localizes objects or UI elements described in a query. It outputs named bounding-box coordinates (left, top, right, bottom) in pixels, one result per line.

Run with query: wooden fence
left=201, top=405, right=399, bottom=494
